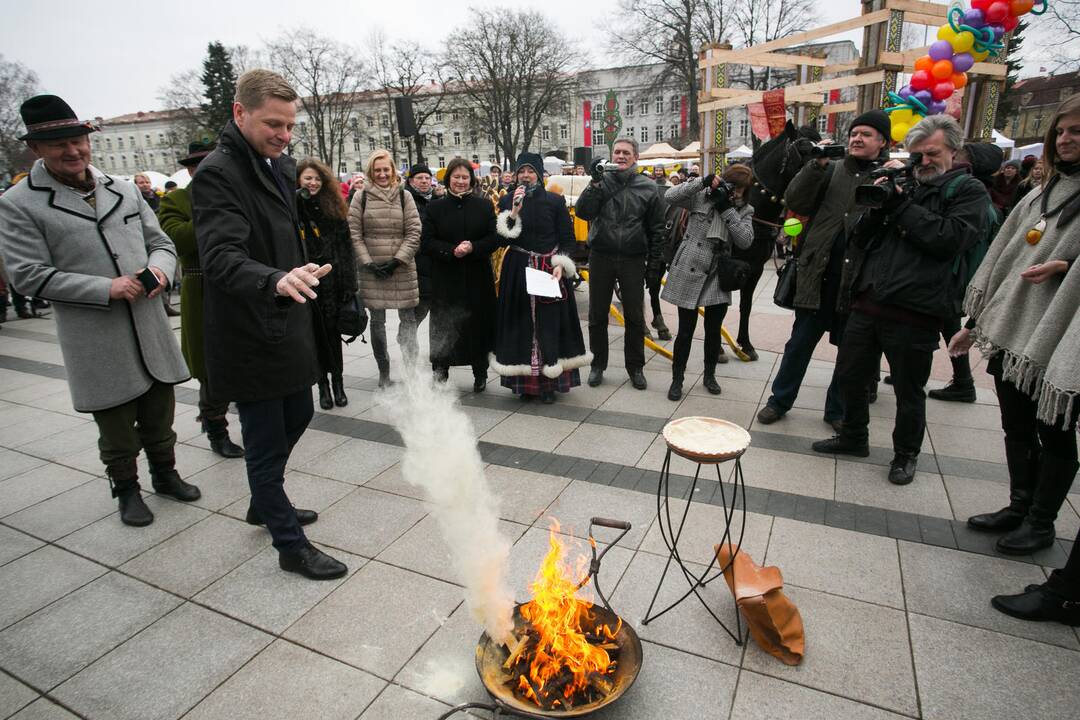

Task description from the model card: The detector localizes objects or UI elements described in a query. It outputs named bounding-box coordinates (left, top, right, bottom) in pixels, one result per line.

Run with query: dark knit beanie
left=408, top=164, right=432, bottom=178
left=848, top=110, right=891, bottom=143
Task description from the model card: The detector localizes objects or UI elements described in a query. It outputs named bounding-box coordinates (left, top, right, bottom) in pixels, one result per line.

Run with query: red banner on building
left=583, top=101, right=592, bottom=147
left=680, top=96, right=688, bottom=134
left=749, top=103, right=770, bottom=141
left=762, top=89, right=787, bottom=138
left=827, top=89, right=841, bottom=135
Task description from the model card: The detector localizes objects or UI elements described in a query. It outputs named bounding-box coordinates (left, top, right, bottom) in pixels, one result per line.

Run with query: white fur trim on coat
left=490, top=351, right=594, bottom=379
left=550, top=254, right=578, bottom=279
left=496, top=211, right=522, bottom=239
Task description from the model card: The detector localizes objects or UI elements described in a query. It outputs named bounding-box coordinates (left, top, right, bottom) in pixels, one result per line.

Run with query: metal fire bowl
left=475, top=603, right=643, bottom=719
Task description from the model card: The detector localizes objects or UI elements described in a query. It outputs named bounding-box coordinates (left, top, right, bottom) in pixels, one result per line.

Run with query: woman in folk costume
left=492, top=153, right=590, bottom=403
left=660, top=164, right=754, bottom=401
left=951, top=95, right=1080, bottom=559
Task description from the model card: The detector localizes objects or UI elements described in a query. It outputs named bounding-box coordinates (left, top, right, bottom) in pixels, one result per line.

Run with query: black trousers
left=91, top=382, right=177, bottom=469
left=673, top=304, right=728, bottom=372
left=236, top=387, right=313, bottom=553
left=736, top=261, right=766, bottom=347
left=941, top=313, right=971, bottom=380
left=994, top=373, right=1079, bottom=464
left=197, top=382, right=230, bottom=423
left=646, top=263, right=664, bottom=320
left=588, top=251, right=646, bottom=371
left=835, top=311, right=937, bottom=457
left=1047, top=539, right=1080, bottom=600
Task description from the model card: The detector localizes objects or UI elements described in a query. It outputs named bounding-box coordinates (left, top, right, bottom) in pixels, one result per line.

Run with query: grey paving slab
left=219, top=469, right=357, bottom=522
left=735, top=447, right=835, bottom=500
left=481, top=465, right=572, bottom=525
left=0, top=413, right=89, bottom=449
left=765, top=518, right=903, bottom=609
left=748, top=407, right=838, bottom=441
left=899, top=541, right=1079, bottom=649
left=926, top=423, right=1006, bottom=465
left=284, top=561, right=462, bottom=678
left=377, top=513, right=527, bottom=585
left=553, top=423, right=655, bottom=467
left=0, top=572, right=180, bottom=690
left=638, top=499, right=773, bottom=567
left=303, top=486, right=427, bottom=558
left=0, top=449, right=46, bottom=483
left=729, top=670, right=909, bottom=720
left=0, top=546, right=106, bottom=631
left=15, top=423, right=101, bottom=463
left=121, top=514, right=271, bottom=597
left=56, top=494, right=209, bottom=567
left=836, top=459, right=953, bottom=520
left=553, top=380, right=618, bottom=409
left=0, top=464, right=96, bottom=518
left=634, top=434, right=710, bottom=477
left=0, top=526, right=43, bottom=568
left=394, top=602, right=493, bottom=707
left=0, top=672, right=37, bottom=720
left=743, top=585, right=918, bottom=716
left=193, top=545, right=364, bottom=634
left=293, top=437, right=403, bottom=485
left=504, top=527, right=634, bottom=604
left=480, top=414, right=580, bottom=453
left=607, top=551, right=746, bottom=667
left=596, top=384, right=671, bottom=417
left=945, top=474, right=1078, bottom=542
left=686, top=375, right=767, bottom=403
left=360, top=462, right=426, bottom=502
left=542, top=480, right=660, bottom=550
left=6, top=699, right=77, bottom=720
left=134, top=443, right=224, bottom=485
left=457, top=404, right=512, bottom=436
left=358, top=683, right=452, bottom=720
left=672, top=397, right=759, bottom=431
left=909, top=613, right=1080, bottom=720
left=283, top=428, right=351, bottom=469
left=52, top=603, right=270, bottom=720
left=925, top=397, right=1007, bottom=431
left=180, top=459, right=252, bottom=512
left=184, top=639, right=386, bottom=720
left=2, top=479, right=115, bottom=542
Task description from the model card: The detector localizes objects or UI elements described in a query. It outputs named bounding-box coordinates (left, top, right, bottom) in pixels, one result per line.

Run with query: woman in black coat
left=492, top=153, right=590, bottom=403
left=296, top=158, right=359, bottom=410
left=422, top=158, right=500, bottom=391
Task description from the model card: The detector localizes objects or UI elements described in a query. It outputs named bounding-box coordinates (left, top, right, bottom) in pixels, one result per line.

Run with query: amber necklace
left=1028, top=174, right=1080, bottom=244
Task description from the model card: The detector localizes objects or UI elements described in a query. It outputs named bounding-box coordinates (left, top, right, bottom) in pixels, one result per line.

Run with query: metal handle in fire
left=574, top=517, right=632, bottom=612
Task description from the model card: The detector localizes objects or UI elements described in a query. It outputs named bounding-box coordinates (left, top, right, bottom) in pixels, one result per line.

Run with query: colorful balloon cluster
left=886, top=0, right=1048, bottom=143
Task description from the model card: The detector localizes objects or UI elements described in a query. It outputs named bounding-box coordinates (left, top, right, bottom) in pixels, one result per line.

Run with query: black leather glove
left=364, top=262, right=381, bottom=276
left=710, top=185, right=732, bottom=214
left=589, top=158, right=605, bottom=183
left=702, top=174, right=717, bottom=190
left=383, top=258, right=402, bottom=274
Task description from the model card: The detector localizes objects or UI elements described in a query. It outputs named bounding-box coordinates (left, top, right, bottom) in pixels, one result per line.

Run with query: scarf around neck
left=964, top=171, right=1080, bottom=428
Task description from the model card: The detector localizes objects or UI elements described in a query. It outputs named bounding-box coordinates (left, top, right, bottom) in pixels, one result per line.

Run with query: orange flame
left=517, top=520, right=620, bottom=706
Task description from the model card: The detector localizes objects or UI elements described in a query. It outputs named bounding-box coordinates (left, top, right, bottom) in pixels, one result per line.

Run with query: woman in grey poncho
left=950, top=95, right=1080, bottom=559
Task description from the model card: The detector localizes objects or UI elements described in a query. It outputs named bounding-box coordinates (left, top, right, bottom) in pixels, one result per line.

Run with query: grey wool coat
left=0, top=160, right=189, bottom=412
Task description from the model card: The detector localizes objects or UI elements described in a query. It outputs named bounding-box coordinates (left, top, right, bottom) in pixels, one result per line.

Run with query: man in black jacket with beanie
left=192, top=69, right=347, bottom=580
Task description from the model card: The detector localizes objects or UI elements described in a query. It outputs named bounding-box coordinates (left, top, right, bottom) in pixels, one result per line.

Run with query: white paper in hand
left=525, top=267, right=562, bottom=298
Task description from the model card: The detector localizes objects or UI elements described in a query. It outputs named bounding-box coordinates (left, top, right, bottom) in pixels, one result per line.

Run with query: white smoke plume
left=380, top=373, right=515, bottom=645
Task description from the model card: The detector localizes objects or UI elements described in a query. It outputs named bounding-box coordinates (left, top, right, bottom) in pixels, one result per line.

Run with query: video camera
left=810, top=143, right=847, bottom=161
left=854, top=152, right=923, bottom=209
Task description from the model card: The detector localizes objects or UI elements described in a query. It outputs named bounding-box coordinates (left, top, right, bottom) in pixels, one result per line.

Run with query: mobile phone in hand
left=136, top=267, right=160, bottom=294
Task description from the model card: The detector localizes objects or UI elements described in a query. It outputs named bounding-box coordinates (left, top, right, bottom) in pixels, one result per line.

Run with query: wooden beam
left=822, top=102, right=858, bottom=115
left=699, top=49, right=828, bottom=70
left=885, top=0, right=948, bottom=18
left=700, top=70, right=886, bottom=112
left=880, top=51, right=1008, bottom=77
left=824, top=61, right=862, bottom=74
left=707, top=9, right=893, bottom=58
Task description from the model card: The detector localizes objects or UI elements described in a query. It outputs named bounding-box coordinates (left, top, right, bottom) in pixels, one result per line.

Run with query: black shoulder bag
left=773, top=162, right=835, bottom=309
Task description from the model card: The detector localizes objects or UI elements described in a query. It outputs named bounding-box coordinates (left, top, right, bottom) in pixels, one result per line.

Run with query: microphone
left=297, top=187, right=312, bottom=200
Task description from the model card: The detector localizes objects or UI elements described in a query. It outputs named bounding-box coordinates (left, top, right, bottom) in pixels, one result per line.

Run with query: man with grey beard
left=812, top=114, right=990, bottom=487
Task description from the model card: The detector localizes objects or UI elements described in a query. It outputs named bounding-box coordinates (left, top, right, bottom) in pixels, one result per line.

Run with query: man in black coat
left=191, top=69, right=347, bottom=580
left=576, top=137, right=665, bottom=390
left=813, top=114, right=990, bottom=486
left=405, top=164, right=440, bottom=341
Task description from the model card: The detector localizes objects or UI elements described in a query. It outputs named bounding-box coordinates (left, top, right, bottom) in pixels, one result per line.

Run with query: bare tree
left=730, top=0, right=817, bottom=90
left=266, top=28, right=368, bottom=172
left=444, top=8, right=579, bottom=164
left=0, top=54, right=40, bottom=177
left=609, top=1, right=728, bottom=138
left=368, top=30, right=449, bottom=164
left=1037, top=0, right=1080, bottom=71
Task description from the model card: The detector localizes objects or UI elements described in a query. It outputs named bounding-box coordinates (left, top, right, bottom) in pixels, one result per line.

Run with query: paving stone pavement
left=1, top=281, right=1077, bottom=720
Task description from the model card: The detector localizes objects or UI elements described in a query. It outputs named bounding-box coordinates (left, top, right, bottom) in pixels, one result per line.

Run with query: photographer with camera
left=757, top=110, right=890, bottom=431
left=812, top=114, right=990, bottom=486
left=576, top=138, right=666, bottom=390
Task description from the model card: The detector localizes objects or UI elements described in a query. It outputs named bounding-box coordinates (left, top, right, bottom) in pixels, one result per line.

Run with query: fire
left=509, top=520, right=621, bottom=709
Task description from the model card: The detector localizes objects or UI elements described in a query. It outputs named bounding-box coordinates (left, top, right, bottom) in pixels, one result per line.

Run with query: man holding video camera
left=813, top=114, right=990, bottom=486
left=757, top=110, right=890, bottom=431
left=576, top=138, right=666, bottom=390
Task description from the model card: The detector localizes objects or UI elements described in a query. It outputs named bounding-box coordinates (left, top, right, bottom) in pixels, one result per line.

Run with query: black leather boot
left=203, top=417, right=244, bottom=459
left=108, top=461, right=153, bottom=527
left=246, top=504, right=318, bottom=527
left=667, top=367, right=685, bottom=402
left=997, top=453, right=1078, bottom=555
left=279, top=542, right=348, bottom=580
left=702, top=364, right=722, bottom=395
left=148, top=451, right=201, bottom=502
left=317, top=377, right=333, bottom=409
left=968, top=440, right=1036, bottom=533
left=992, top=584, right=1080, bottom=626
left=652, top=315, right=672, bottom=341
left=331, top=374, right=348, bottom=407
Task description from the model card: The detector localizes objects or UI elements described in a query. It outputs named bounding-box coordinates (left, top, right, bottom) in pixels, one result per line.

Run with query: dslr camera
left=854, top=152, right=923, bottom=209
left=811, top=143, right=847, bottom=160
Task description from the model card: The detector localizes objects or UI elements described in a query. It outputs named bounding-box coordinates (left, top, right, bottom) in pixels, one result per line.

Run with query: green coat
left=158, top=187, right=206, bottom=379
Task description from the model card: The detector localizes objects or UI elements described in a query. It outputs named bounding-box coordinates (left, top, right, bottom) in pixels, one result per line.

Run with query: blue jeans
left=766, top=309, right=843, bottom=422
left=236, top=387, right=314, bottom=552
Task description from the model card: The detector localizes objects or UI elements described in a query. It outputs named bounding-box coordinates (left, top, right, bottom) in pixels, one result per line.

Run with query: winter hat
left=18, top=94, right=97, bottom=141
left=514, top=152, right=544, bottom=176
left=848, top=110, right=891, bottom=142
left=1003, top=159, right=1021, bottom=171
left=962, top=142, right=1005, bottom=185
left=408, top=164, right=432, bottom=178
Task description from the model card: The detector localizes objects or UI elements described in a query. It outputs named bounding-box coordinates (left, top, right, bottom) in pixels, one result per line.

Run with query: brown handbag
left=715, top=544, right=805, bottom=665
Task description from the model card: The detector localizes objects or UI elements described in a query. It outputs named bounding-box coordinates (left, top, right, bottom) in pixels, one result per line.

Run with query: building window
left=106, top=138, right=112, bottom=150
left=437, top=133, right=445, bottom=147
left=382, top=135, right=390, bottom=148
left=435, top=110, right=443, bottom=123
left=469, top=131, right=478, bottom=146
left=626, top=126, right=634, bottom=141
left=437, top=155, right=445, bottom=167
left=541, top=126, right=551, bottom=141
left=656, top=96, right=663, bottom=114
left=129, top=136, right=135, bottom=146
left=451, top=110, right=460, bottom=122
left=472, top=154, right=480, bottom=163
left=559, top=124, right=568, bottom=141
left=148, top=153, right=154, bottom=164
left=368, top=138, right=376, bottom=151
left=453, top=131, right=461, bottom=145
left=299, top=121, right=307, bottom=137
left=121, top=155, right=127, bottom=168
left=366, top=116, right=374, bottom=128
left=486, top=133, right=494, bottom=144
left=739, top=119, right=749, bottom=136
left=592, top=128, right=604, bottom=145
left=356, top=161, right=363, bottom=171
left=624, top=100, right=634, bottom=117
left=339, top=162, right=347, bottom=174
left=145, top=134, right=150, bottom=144
left=670, top=124, right=678, bottom=139
left=818, top=115, right=829, bottom=133
left=489, top=154, right=498, bottom=163
left=117, top=137, right=124, bottom=149
left=157, top=132, right=164, bottom=145
left=670, top=95, right=679, bottom=113
left=725, top=120, right=732, bottom=136
left=350, top=117, right=359, bottom=131
left=639, top=98, right=648, bottom=115
left=401, top=137, right=409, bottom=150
left=640, top=126, right=648, bottom=143
left=655, top=125, right=663, bottom=142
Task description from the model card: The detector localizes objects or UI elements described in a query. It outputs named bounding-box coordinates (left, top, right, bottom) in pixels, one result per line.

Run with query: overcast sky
left=1, top=0, right=1055, bottom=120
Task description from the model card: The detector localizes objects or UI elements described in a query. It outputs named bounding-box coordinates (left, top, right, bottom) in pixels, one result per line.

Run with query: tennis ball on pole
left=783, top=217, right=803, bottom=237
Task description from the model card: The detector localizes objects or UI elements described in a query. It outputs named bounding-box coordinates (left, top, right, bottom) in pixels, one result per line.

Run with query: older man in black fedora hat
left=0, top=94, right=200, bottom=526
left=159, top=141, right=245, bottom=459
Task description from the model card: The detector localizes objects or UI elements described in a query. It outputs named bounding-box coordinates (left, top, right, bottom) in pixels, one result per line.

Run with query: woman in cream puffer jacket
left=348, top=149, right=422, bottom=386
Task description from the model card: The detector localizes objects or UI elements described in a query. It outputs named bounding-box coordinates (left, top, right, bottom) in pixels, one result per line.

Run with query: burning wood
left=499, top=522, right=623, bottom=710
